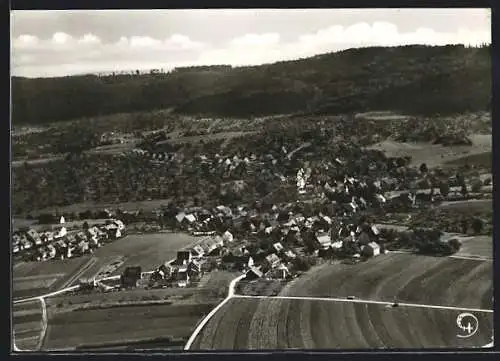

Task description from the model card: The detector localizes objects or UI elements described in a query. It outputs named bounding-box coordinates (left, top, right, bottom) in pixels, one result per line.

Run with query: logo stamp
left=456, top=312, right=479, bottom=338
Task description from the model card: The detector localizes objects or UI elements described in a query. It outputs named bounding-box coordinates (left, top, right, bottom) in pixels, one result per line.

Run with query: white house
left=222, top=230, right=234, bottom=244
left=362, top=242, right=381, bottom=257
left=273, top=242, right=284, bottom=253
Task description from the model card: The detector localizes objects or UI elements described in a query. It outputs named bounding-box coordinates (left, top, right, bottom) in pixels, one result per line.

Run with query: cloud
left=79, top=33, right=101, bottom=45
left=11, top=22, right=491, bottom=77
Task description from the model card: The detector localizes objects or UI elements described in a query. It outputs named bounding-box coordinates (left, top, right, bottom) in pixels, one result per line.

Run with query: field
left=43, top=302, right=215, bottom=350
left=280, top=254, right=492, bottom=310
left=190, top=253, right=493, bottom=350
left=36, top=270, right=237, bottom=350
left=12, top=232, right=197, bottom=299
left=453, top=236, right=492, bottom=259
left=13, top=300, right=44, bottom=351
left=45, top=270, right=238, bottom=309
left=445, top=151, right=491, bottom=168
left=438, top=199, right=492, bottom=213
left=367, top=134, right=491, bottom=168
left=190, top=298, right=492, bottom=350
left=83, top=232, right=197, bottom=277
left=13, top=257, right=94, bottom=299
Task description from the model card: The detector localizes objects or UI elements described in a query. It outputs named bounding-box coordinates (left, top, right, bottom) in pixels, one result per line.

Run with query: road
left=386, top=249, right=492, bottom=262
left=231, top=295, right=493, bottom=314
left=184, top=274, right=246, bottom=350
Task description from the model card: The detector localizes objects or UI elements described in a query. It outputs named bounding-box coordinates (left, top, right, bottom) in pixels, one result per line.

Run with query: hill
left=11, top=45, right=490, bottom=125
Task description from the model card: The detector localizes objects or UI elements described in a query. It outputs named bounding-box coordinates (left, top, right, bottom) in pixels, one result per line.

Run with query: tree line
left=12, top=45, right=490, bottom=125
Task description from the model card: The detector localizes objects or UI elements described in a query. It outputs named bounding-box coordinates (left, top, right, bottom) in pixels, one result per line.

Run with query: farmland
left=438, top=199, right=492, bottom=213
left=13, top=257, right=94, bottom=299
left=84, top=232, right=197, bottom=276
left=189, top=253, right=492, bottom=350
left=39, top=270, right=238, bottom=350
left=190, top=297, right=492, bottom=349
left=43, top=302, right=215, bottom=350
left=13, top=300, right=45, bottom=351
left=280, top=254, right=492, bottom=310
left=452, top=236, right=492, bottom=259
left=367, top=133, right=491, bottom=168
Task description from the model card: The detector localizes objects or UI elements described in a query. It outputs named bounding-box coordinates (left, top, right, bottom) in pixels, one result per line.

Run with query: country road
left=184, top=274, right=246, bottom=350
left=232, top=294, right=493, bottom=314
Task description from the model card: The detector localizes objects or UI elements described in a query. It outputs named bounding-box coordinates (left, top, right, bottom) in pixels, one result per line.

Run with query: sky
left=11, top=9, right=491, bottom=78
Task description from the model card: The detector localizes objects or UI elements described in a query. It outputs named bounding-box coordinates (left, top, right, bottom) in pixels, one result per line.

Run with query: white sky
left=11, top=9, right=491, bottom=78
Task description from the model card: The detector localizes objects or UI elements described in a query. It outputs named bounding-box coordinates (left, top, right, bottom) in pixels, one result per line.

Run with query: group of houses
left=146, top=235, right=226, bottom=288
left=12, top=218, right=125, bottom=262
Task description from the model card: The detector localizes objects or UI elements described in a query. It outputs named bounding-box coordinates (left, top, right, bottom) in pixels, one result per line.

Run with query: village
left=12, top=149, right=490, bottom=296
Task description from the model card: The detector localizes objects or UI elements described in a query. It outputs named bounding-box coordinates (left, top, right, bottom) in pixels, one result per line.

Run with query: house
left=247, top=256, right=255, bottom=268
left=44, top=231, right=55, bottom=243
left=361, top=242, right=381, bottom=258
left=284, top=250, right=297, bottom=260
left=47, top=244, right=57, bottom=259
left=245, top=267, right=263, bottom=280
left=176, top=250, right=192, bottom=264
left=75, top=231, right=88, bottom=242
left=358, top=231, right=371, bottom=246
left=114, top=219, right=126, bottom=231
left=54, top=240, right=69, bottom=260
left=185, top=214, right=197, bottom=224
left=322, top=215, right=333, bottom=225
left=175, top=212, right=186, bottom=223
left=214, top=235, right=224, bottom=247
left=192, top=245, right=205, bottom=258
left=173, top=267, right=190, bottom=287
left=265, top=253, right=281, bottom=269
left=315, top=232, right=332, bottom=249
left=331, top=241, right=343, bottom=249
left=52, top=225, right=66, bottom=238
left=158, top=263, right=173, bottom=279
left=266, top=264, right=290, bottom=280
left=216, top=205, right=233, bottom=218
left=26, top=229, right=42, bottom=247
left=121, top=266, right=142, bottom=288
left=87, top=227, right=100, bottom=243
left=66, top=233, right=77, bottom=245
left=76, top=240, right=89, bottom=255
left=222, top=230, right=234, bottom=244
left=273, top=242, right=284, bottom=253
left=198, top=238, right=218, bottom=256
left=187, top=260, right=201, bottom=278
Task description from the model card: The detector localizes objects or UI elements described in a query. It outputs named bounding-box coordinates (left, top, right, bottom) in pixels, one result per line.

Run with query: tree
left=471, top=218, right=484, bottom=234
left=439, top=181, right=450, bottom=197
left=471, top=178, right=483, bottom=193
left=448, top=238, right=461, bottom=252
left=460, top=218, right=468, bottom=234
left=292, top=256, right=314, bottom=272
left=460, top=182, right=468, bottom=197
left=419, top=163, right=428, bottom=174
left=82, top=221, right=89, bottom=230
